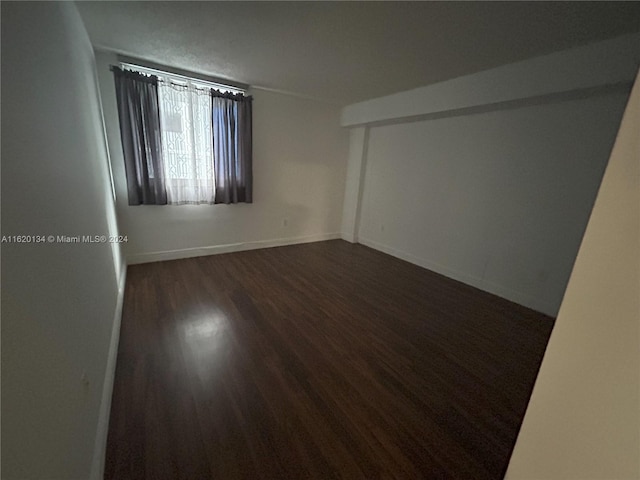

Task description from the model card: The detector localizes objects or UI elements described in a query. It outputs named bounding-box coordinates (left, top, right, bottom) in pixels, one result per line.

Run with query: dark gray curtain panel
left=113, top=67, right=167, bottom=205
left=211, top=90, right=253, bottom=204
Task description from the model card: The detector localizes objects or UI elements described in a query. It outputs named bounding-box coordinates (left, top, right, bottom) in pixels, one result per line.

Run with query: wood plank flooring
left=105, top=240, right=554, bottom=480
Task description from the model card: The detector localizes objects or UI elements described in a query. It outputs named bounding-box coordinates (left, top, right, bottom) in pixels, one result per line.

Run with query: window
left=157, top=78, right=216, bottom=204
left=113, top=63, right=253, bottom=206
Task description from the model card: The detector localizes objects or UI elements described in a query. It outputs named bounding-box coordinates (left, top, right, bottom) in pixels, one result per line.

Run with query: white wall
left=95, top=51, right=349, bottom=264
left=358, top=93, right=628, bottom=316
left=506, top=69, right=640, bottom=480
left=1, top=2, right=124, bottom=479
left=341, top=35, right=639, bottom=316
left=340, top=127, right=368, bottom=242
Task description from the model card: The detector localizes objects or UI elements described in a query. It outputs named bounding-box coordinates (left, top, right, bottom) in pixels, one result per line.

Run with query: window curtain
left=112, top=67, right=167, bottom=205
left=158, top=81, right=216, bottom=204
left=211, top=91, right=253, bottom=204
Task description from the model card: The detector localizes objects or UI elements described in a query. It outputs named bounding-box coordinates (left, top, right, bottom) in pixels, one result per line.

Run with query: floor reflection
left=181, top=310, right=230, bottom=367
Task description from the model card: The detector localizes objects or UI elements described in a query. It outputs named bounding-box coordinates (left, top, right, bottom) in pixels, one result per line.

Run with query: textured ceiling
left=76, top=1, right=640, bottom=105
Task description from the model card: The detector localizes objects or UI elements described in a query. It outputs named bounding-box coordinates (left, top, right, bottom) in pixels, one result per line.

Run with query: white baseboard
left=126, top=232, right=341, bottom=265
left=90, top=264, right=127, bottom=480
left=358, top=236, right=557, bottom=317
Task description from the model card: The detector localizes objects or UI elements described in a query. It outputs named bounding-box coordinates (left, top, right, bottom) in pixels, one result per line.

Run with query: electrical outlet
left=283, top=218, right=289, bottom=227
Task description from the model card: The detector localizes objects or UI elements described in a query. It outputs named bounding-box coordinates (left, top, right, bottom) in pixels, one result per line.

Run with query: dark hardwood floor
left=105, top=240, right=554, bottom=480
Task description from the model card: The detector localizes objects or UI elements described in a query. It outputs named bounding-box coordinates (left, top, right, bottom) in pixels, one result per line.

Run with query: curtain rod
left=109, top=65, right=252, bottom=101
left=110, top=56, right=248, bottom=94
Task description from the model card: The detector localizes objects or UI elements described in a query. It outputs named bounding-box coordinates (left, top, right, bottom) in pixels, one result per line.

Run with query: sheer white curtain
left=158, top=79, right=215, bottom=204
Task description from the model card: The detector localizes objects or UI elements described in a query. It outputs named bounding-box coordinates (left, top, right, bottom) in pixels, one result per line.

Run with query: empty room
left=2, top=1, right=639, bottom=479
